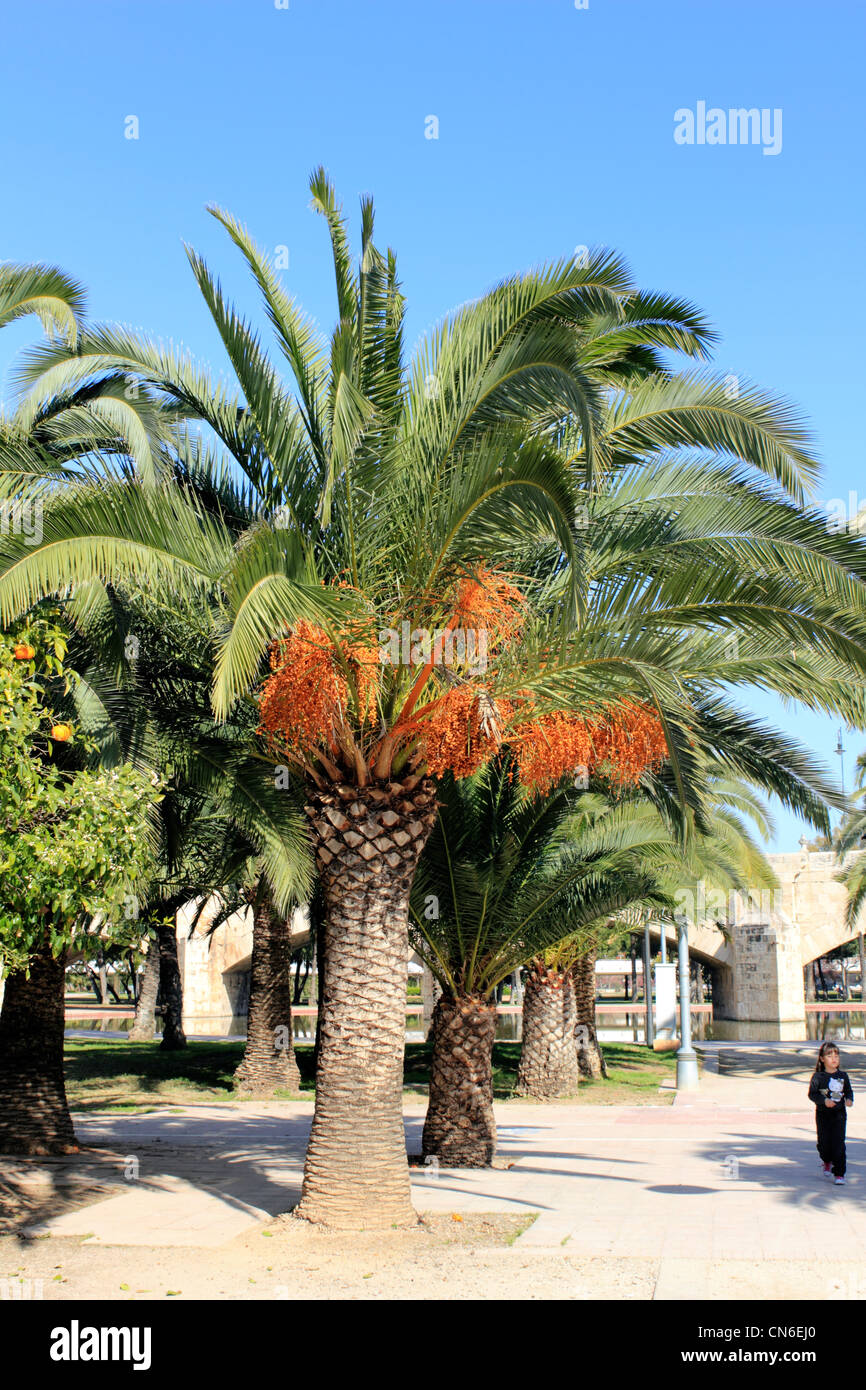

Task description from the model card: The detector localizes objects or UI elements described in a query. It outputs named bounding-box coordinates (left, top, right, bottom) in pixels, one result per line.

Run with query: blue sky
left=2, top=0, right=864, bottom=847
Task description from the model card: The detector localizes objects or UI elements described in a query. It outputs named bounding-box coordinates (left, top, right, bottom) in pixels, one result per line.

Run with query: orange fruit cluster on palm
left=509, top=703, right=668, bottom=793
left=259, top=620, right=380, bottom=761
left=258, top=570, right=667, bottom=790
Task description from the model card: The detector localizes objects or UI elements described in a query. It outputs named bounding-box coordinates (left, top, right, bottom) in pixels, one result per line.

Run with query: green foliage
left=0, top=625, right=159, bottom=971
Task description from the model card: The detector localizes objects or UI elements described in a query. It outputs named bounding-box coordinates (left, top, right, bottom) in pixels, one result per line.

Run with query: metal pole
left=643, top=918, right=654, bottom=1048
left=676, top=917, right=699, bottom=1089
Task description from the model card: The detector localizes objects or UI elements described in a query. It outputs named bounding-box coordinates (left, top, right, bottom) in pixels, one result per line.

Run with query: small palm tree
left=412, top=763, right=788, bottom=1162
left=411, top=763, right=677, bottom=1163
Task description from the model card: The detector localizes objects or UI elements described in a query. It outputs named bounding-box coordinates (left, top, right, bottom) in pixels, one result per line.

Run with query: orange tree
left=0, top=617, right=158, bottom=1152
left=4, top=172, right=866, bottom=1221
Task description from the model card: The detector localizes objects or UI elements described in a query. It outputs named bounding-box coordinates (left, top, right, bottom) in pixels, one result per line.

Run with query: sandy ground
left=1, top=1214, right=654, bottom=1301
left=2, top=1221, right=861, bottom=1301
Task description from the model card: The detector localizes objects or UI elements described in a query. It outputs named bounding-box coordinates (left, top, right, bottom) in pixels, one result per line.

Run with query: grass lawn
left=64, top=1039, right=678, bottom=1111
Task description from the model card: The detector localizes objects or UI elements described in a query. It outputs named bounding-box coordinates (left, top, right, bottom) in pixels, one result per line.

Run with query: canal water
left=64, top=1008, right=866, bottom=1044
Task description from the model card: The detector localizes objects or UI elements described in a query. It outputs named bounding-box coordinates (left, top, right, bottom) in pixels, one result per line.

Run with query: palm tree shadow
left=1, top=1106, right=314, bottom=1244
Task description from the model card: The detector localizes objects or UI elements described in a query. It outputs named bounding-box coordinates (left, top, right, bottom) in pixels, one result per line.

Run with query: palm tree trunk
left=860, top=934, right=866, bottom=1003
left=157, top=918, right=186, bottom=1050
left=421, top=992, right=497, bottom=1166
left=296, top=775, right=438, bottom=1229
left=234, top=887, right=301, bottom=1095
left=129, top=936, right=159, bottom=1041
left=516, top=962, right=580, bottom=1099
left=695, top=962, right=705, bottom=1004
left=573, top=948, right=607, bottom=1079
left=0, top=940, right=77, bottom=1155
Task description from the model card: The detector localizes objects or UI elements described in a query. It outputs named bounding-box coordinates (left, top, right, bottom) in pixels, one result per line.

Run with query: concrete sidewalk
left=7, top=1043, right=866, bottom=1297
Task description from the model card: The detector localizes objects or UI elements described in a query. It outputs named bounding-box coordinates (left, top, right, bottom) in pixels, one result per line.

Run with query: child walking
left=808, top=1042, right=853, bottom=1184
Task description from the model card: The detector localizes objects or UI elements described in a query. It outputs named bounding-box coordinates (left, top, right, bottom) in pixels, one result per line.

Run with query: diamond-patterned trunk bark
left=422, top=992, right=497, bottom=1167
left=573, top=948, right=607, bottom=1079
left=234, top=887, right=301, bottom=1095
left=296, top=776, right=438, bottom=1228
left=516, top=963, right=580, bottom=1099
left=157, top=918, right=186, bottom=1051
left=129, top=934, right=159, bottom=1042
left=0, top=941, right=77, bottom=1155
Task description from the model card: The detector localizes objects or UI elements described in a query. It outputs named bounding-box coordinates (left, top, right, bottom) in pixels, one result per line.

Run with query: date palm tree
left=4, top=174, right=866, bottom=1220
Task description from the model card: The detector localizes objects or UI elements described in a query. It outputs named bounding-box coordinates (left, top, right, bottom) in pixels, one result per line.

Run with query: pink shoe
left=823, top=1163, right=832, bottom=1174
left=835, top=1177, right=846, bottom=1185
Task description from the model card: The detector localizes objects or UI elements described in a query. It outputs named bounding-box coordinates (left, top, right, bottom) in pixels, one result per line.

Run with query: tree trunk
left=234, top=887, right=301, bottom=1095
left=296, top=775, right=438, bottom=1229
left=804, top=962, right=816, bottom=1002
left=817, top=957, right=827, bottom=999
left=97, top=949, right=109, bottom=1006
left=126, top=951, right=139, bottom=1004
left=0, top=941, right=77, bottom=1155
left=420, top=964, right=441, bottom=1019
left=516, top=962, right=580, bottom=1099
left=694, top=962, right=705, bottom=1004
left=573, top=948, right=607, bottom=1079
left=860, top=934, right=866, bottom=1003
left=421, top=992, right=497, bottom=1166
left=157, top=918, right=186, bottom=1050
left=129, top=938, right=159, bottom=1040
left=630, top=944, right=637, bottom=1003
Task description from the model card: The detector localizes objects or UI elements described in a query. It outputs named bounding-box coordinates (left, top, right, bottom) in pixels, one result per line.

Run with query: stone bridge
left=174, top=849, right=864, bottom=1031
left=644, top=850, right=864, bottom=1031
left=175, top=897, right=310, bottom=1026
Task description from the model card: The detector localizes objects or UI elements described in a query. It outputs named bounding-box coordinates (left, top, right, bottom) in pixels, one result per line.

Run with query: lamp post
left=675, top=912, right=699, bottom=1090
left=643, top=914, right=654, bottom=1048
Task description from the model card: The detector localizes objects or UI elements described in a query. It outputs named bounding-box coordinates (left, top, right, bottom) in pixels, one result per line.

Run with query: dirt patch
left=0, top=1219, right=658, bottom=1301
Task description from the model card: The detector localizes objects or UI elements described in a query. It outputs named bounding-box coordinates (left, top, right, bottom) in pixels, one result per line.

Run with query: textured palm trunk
left=296, top=776, right=438, bottom=1229
left=573, top=948, right=607, bottom=1079
left=515, top=962, right=580, bottom=1099
left=421, top=992, right=497, bottom=1166
left=234, top=888, right=301, bottom=1095
left=157, top=919, right=186, bottom=1050
left=0, top=941, right=77, bottom=1155
left=129, top=937, right=159, bottom=1041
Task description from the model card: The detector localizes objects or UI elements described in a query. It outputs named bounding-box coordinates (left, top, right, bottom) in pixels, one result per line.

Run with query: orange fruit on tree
left=50, top=723, right=73, bottom=742
left=13, top=643, right=35, bottom=660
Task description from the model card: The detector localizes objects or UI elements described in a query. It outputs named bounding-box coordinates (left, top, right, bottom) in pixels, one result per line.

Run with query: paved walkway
left=6, top=1043, right=866, bottom=1298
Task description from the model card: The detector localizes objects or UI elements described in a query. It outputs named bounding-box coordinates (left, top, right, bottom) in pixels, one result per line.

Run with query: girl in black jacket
left=808, top=1042, right=853, bottom=1184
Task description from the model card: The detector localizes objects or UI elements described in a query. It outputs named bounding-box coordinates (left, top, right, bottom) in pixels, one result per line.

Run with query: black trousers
left=816, top=1108, right=847, bottom=1176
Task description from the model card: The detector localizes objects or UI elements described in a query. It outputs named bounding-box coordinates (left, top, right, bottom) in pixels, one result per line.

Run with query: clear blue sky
left=2, top=0, right=864, bottom=848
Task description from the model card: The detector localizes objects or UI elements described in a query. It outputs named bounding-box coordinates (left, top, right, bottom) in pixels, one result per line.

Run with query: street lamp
left=675, top=911, right=699, bottom=1090
left=643, top=913, right=655, bottom=1049
left=836, top=728, right=846, bottom=795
